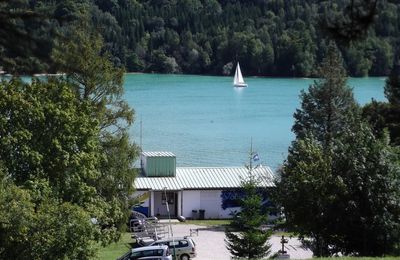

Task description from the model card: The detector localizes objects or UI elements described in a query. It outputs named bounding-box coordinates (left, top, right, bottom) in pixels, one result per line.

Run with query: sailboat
left=233, top=62, right=248, bottom=88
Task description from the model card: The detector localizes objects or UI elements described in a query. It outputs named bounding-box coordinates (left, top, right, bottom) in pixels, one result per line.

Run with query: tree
left=363, top=52, right=400, bottom=145
left=320, top=0, right=378, bottom=42
left=0, top=79, right=104, bottom=259
left=0, top=78, right=100, bottom=199
left=53, top=28, right=140, bottom=242
left=1, top=0, right=399, bottom=77
left=331, top=125, right=400, bottom=256
left=292, top=43, right=359, bottom=147
left=225, top=151, right=271, bottom=259
left=276, top=44, right=400, bottom=256
left=0, top=0, right=139, bottom=256
left=0, top=0, right=90, bottom=74
left=384, top=53, right=400, bottom=106
left=0, top=167, right=100, bottom=260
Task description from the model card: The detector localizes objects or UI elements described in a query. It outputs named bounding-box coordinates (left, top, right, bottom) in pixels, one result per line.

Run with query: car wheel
left=180, top=254, right=190, bottom=260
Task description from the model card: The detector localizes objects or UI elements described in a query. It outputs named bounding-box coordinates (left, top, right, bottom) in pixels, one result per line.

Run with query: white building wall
left=182, top=190, right=201, bottom=218
left=133, top=189, right=268, bottom=220
left=200, top=190, right=221, bottom=218
left=181, top=189, right=240, bottom=219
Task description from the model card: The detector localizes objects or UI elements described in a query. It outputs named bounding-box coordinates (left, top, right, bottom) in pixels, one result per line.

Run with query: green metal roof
left=134, top=166, right=275, bottom=191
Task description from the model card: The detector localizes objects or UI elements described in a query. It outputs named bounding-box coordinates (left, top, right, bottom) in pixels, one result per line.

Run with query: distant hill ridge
left=2, top=0, right=399, bottom=77
left=94, top=0, right=398, bottom=77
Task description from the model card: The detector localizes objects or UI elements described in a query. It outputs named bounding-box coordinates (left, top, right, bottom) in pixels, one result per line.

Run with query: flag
left=253, top=153, right=260, bottom=161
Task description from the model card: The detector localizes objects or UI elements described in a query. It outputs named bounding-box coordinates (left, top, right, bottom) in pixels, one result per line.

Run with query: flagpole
left=164, top=187, right=176, bottom=258
left=249, top=138, right=253, bottom=174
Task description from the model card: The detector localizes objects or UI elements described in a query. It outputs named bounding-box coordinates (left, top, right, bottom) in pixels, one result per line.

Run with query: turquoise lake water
left=124, top=74, right=386, bottom=170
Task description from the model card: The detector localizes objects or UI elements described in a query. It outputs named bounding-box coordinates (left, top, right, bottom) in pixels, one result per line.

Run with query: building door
left=154, top=191, right=177, bottom=218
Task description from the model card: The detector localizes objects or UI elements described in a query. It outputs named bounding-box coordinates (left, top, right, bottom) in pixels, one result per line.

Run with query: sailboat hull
left=234, top=83, right=248, bottom=88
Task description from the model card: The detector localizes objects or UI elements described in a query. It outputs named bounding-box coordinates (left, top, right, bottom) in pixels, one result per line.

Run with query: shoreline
left=123, top=72, right=387, bottom=80
left=1, top=71, right=388, bottom=80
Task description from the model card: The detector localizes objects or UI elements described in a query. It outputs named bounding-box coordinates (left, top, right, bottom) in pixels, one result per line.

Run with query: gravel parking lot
left=169, top=223, right=312, bottom=260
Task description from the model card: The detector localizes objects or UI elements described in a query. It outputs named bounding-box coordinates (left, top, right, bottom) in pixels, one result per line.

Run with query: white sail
left=233, top=62, right=247, bottom=87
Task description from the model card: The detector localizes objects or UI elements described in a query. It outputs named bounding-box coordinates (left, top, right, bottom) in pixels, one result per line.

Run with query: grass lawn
left=96, top=232, right=133, bottom=260
left=180, top=219, right=231, bottom=227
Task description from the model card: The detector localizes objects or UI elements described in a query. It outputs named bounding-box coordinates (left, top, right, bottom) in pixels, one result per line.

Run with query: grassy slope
left=96, top=232, right=133, bottom=260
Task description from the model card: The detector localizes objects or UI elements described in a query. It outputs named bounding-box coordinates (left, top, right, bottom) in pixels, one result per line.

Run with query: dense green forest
left=1, top=0, right=400, bottom=77
left=94, top=0, right=400, bottom=77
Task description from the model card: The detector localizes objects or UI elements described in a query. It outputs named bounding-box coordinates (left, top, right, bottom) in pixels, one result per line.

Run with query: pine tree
left=292, top=42, right=359, bottom=147
left=225, top=151, right=271, bottom=259
left=277, top=43, right=400, bottom=257
left=364, top=51, right=400, bottom=145
left=384, top=52, right=400, bottom=106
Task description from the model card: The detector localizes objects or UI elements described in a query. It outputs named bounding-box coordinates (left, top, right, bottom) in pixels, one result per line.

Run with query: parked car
left=117, top=245, right=172, bottom=260
left=150, top=237, right=196, bottom=260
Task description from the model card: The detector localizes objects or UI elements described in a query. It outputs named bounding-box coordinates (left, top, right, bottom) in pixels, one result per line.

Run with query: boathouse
left=132, top=152, right=275, bottom=219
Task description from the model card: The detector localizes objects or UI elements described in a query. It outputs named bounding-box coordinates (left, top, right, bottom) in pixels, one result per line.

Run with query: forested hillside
left=89, top=0, right=398, bottom=77
left=2, top=0, right=399, bottom=76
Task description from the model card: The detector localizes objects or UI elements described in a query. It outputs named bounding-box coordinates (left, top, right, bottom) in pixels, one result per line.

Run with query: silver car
left=117, top=245, right=172, bottom=260
left=150, top=237, right=196, bottom=260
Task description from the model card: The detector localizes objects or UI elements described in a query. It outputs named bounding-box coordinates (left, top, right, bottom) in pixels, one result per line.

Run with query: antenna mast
left=140, top=117, right=143, bottom=151
left=140, top=117, right=143, bottom=169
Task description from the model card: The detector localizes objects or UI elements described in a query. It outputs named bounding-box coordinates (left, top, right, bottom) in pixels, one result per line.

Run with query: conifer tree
left=225, top=151, right=271, bottom=259
left=277, top=43, right=400, bottom=257
left=292, top=43, right=359, bottom=147
left=363, top=51, right=400, bottom=145
left=384, top=52, right=400, bottom=106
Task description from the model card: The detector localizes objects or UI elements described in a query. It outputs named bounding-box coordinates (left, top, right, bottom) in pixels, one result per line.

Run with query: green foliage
left=0, top=170, right=98, bottom=260
left=384, top=56, right=400, bottom=106
left=292, top=43, right=359, bottom=146
left=276, top=46, right=400, bottom=256
left=363, top=53, right=400, bottom=145
left=85, top=0, right=399, bottom=76
left=0, top=75, right=138, bottom=256
left=2, top=0, right=400, bottom=76
left=0, top=78, right=100, bottom=201
left=225, top=172, right=271, bottom=259
left=0, top=0, right=90, bottom=74
left=54, top=29, right=140, bottom=238
left=0, top=1, right=139, bottom=258
left=320, top=0, right=378, bottom=42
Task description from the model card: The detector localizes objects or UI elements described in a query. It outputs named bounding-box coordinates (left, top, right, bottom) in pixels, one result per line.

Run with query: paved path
left=169, top=224, right=312, bottom=260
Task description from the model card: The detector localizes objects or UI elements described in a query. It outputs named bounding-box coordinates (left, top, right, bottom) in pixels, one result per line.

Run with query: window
left=179, top=240, right=189, bottom=247
left=168, top=241, right=179, bottom=247
left=131, top=249, right=164, bottom=259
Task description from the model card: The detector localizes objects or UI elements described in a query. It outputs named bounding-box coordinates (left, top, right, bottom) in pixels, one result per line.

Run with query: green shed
left=141, top=152, right=176, bottom=177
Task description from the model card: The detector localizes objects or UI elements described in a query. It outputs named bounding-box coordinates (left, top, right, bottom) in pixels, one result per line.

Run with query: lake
left=124, top=74, right=386, bottom=170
